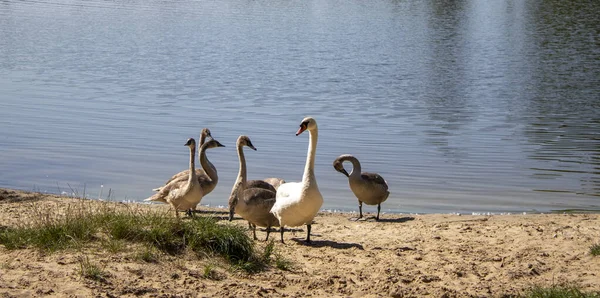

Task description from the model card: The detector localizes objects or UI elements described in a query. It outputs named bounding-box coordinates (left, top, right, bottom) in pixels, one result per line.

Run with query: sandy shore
left=0, top=188, right=599, bottom=297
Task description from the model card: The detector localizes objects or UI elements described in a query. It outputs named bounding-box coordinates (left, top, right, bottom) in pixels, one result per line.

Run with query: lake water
left=1, top=0, right=599, bottom=214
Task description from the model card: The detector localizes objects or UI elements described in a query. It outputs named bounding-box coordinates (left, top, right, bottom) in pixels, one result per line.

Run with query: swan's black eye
left=301, top=121, right=309, bottom=128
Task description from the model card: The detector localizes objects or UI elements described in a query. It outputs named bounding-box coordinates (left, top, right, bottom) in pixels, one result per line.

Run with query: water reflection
left=520, top=0, right=600, bottom=197
left=421, top=0, right=473, bottom=162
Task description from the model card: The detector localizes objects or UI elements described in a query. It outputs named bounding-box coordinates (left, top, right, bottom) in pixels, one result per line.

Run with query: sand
left=0, top=188, right=599, bottom=297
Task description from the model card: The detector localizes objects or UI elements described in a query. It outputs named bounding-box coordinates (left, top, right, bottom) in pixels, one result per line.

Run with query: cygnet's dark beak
left=340, top=168, right=350, bottom=177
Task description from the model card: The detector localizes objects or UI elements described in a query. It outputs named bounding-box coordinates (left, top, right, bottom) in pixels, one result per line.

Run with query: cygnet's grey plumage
left=145, top=138, right=203, bottom=217
left=228, top=135, right=279, bottom=240
left=153, top=128, right=220, bottom=196
left=333, top=154, right=389, bottom=220
left=147, top=138, right=225, bottom=215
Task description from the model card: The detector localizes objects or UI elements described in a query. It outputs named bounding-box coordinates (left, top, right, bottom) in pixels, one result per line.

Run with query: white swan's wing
left=271, top=182, right=302, bottom=211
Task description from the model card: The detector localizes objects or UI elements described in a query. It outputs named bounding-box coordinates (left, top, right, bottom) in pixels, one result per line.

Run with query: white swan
left=145, top=138, right=203, bottom=217
left=270, top=117, right=323, bottom=243
left=153, top=128, right=220, bottom=196
left=228, top=135, right=279, bottom=240
left=333, top=154, right=390, bottom=220
left=146, top=138, right=225, bottom=216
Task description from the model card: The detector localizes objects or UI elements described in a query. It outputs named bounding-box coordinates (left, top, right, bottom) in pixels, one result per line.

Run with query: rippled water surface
left=1, top=0, right=599, bottom=213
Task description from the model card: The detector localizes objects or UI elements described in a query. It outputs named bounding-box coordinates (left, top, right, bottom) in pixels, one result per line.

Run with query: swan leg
left=191, top=205, right=199, bottom=217
left=252, top=223, right=257, bottom=240
left=358, top=201, right=363, bottom=219
left=265, top=226, right=271, bottom=241
left=280, top=226, right=285, bottom=244
left=185, top=209, right=194, bottom=217
left=376, top=204, right=381, bottom=221
left=228, top=207, right=235, bottom=222
left=305, top=224, right=312, bottom=244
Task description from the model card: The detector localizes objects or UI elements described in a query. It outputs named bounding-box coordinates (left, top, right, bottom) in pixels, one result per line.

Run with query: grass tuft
left=103, top=239, right=125, bottom=254
left=0, top=213, right=97, bottom=251
left=590, top=244, right=600, bottom=256
left=78, top=256, right=108, bottom=282
left=202, top=264, right=221, bottom=280
left=274, top=253, right=294, bottom=271
left=262, top=240, right=275, bottom=262
left=0, top=200, right=268, bottom=271
left=185, top=216, right=254, bottom=263
left=135, top=246, right=160, bottom=263
left=242, top=239, right=294, bottom=272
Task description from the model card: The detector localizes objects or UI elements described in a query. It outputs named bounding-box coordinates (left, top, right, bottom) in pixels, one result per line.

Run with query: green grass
left=135, top=246, right=160, bottom=263
left=0, top=201, right=266, bottom=271
left=202, top=264, right=221, bottom=280
left=259, top=240, right=294, bottom=271
left=521, top=286, right=600, bottom=298
left=78, top=256, right=108, bottom=282
left=185, top=216, right=254, bottom=262
left=102, top=239, right=125, bottom=254
left=274, top=253, right=294, bottom=271
left=262, top=239, right=275, bottom=261
left=590, top=244, right=600, bottom=256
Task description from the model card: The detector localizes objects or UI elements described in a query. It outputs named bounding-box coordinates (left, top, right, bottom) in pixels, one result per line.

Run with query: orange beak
left=296, top=125, right=307, bottom=136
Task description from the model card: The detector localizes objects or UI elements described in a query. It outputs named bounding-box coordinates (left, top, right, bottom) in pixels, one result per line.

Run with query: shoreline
left=1, top=187, right=600, bottom=297
left=7, top=186, right=600, bottom=216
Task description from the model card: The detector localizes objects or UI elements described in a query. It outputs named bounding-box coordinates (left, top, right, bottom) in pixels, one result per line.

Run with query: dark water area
left=0, top=0, right=599, bottom=214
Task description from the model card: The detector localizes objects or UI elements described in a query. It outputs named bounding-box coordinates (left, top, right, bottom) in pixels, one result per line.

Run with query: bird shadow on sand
left=290, top=237, right=364, bottom=250
left=377, top=216, right=415, bottom=223
left=348, top=216, right=415, bottom=223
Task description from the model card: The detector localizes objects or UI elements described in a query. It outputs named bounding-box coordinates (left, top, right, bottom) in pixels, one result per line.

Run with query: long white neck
left=302, top=127, right=318, bottom=184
